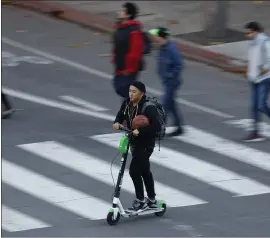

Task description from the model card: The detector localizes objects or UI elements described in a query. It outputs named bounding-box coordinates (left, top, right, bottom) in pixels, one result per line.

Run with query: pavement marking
left=146, top=88, right=234, bottom=119
left=168, top=126, right=270, bottom=172
left=2, top=205, right=51, bottom=232
left=18, top=141, right=207, bottom=208
left=2, top=36, right=234, bottom=119
left=2, top=50, right=53, bottom=67
left=59, top=95, right=109, bottom=112
left=224, top=119, right=270, bottom=138
left=91, top=132, right=270, bottom=197
left=2, top=87, right=115, bottom=121
left=2, top=159, right=111, bottom=220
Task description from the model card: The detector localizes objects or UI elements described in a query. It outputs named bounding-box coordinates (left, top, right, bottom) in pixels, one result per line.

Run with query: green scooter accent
left=157, top=200, right=166, bottom=209
left=119, top=136, right=129, bottom=153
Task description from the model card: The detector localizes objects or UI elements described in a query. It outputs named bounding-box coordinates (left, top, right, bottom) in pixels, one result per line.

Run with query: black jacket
left=114, top=95, right=161, bottom=148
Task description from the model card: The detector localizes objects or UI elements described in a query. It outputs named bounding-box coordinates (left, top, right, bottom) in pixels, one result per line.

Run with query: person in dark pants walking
left=244, top=22, right=270, bottom=142
left=113, top=81, right=161, bottom=211
left=149, top=27, right=184, bottom=136
left=2, top=91, right=14, bottom=119
left=111, top=2, right=144, bottom=99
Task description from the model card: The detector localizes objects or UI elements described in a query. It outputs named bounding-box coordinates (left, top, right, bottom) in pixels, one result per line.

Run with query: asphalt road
left=2, top=5, right=270, bottom=237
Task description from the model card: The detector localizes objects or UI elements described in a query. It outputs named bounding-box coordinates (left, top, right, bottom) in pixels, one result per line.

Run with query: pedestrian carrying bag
left=142, top=32, right=152, bottom=55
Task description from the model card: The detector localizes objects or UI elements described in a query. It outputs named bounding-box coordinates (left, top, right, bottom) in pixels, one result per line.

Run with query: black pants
left=129, top=146, right=156, bottom=200
left=113, top=73, right=139, bottom=99
left=2, top=92, right=12, bottom=110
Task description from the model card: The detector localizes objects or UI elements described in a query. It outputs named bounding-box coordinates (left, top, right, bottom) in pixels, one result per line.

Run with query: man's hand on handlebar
left=113, top=123, right=138, bottom=136
left=113, top=122, right=121, bottom=130
left=132, top=129, right=139, bottom=136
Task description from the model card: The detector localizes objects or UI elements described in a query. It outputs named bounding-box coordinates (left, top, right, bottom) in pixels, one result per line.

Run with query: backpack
left=128, top=25, right=152, bottom=55
left=142, top=96, right=166, bottom=150
left=142, top=32, right=152, bottom=55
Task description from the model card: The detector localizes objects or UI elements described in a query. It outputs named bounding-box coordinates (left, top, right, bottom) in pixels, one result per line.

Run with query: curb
left=9, top=0, right=247, bottom=75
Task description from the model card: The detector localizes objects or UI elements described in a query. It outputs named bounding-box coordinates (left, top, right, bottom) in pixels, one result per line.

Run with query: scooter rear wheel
left=107, top=212, right=120, bottom=225
left=155, top=203, right=166, bottom=217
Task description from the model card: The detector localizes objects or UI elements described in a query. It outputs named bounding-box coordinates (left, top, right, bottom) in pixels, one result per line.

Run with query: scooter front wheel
left=107, top=211, right=120, bottom=225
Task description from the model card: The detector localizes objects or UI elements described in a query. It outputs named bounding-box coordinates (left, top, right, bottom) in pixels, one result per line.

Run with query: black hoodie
left=114, top=95, right=161, bottom=148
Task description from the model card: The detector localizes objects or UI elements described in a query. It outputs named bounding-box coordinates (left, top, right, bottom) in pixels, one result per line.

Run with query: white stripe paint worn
left=171, top=126, right=270, bottom=172
left=18, top=141, right=207, bottom=208
left=2, top=159, right=110, bottom=220
left=90, top=133, right=270, bottom=197
left=2, top=87, right=115, bottom=122
left=59, top=95, right=109, bottom=112
left=2, top=205, right=51, bottom=232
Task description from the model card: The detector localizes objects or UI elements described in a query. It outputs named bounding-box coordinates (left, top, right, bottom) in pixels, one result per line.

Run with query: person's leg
left=128, top=146, right=148, bottom=211
left=2, top=92, right=12, bottom=110
left=163, top=84, right=184, bottom=136
left=244, top=83, right=265, bottom=141
left=2, top=92, right=14, bottom=119
left=113, top=73, right=138, bottom=99
left=258, top=78, right=270, bottom=118
left=162, top=85, right=172, bottom=124
left=140, top=147, right=158, bottom=208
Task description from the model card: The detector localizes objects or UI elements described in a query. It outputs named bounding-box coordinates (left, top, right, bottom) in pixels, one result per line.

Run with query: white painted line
left=2, top=87, right=115, bottom=121
left=170, top=126, right=270, bottom=172
left=59, top=95, right=109, bottom=112
left=224, top=119, right=270, bottom=138
left=2, top=159, right=111, bottom=220
left=2, top=36, right=234, bottom=119
left=2, top=205, right=51, bottom=232
left=18, top=141, right=207, bottom=208
left=2, top=37, right=111, bottom=79
left=90, top=132, right=270, bottom=197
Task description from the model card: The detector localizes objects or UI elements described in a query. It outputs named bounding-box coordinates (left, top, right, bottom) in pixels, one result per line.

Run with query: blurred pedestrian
left=149, top=27, right=184, bottom=136
left=111, top=2, right=151, bottom=100
left=244, top=21, right=270, bottom=142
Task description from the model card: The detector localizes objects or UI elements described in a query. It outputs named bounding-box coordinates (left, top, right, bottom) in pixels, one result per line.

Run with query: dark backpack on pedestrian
left=142, top=32, right=152, bottom=55
left=142, top=96, right=166, bottom=150
left=127, top=26, right=152, bottom=72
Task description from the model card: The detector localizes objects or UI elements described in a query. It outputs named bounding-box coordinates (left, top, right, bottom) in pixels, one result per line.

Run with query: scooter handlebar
left=119, top=125, right=132, bottom=133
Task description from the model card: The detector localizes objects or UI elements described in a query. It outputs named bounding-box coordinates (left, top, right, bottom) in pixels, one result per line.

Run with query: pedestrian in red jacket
left=111, top=2, right=144, bottom=99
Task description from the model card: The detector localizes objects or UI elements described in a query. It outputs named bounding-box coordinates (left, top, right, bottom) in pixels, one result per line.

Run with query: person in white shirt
left=244, top=21, right=270, bottom=142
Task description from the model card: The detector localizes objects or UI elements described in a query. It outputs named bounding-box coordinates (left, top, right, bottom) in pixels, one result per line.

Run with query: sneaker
left=146, top=198, right=158, bottom=209
left=243, top=132, right=265, bottom=142
left=127, top=199, right=148, bottom=212
left=166, top=127, right=184, bottom=137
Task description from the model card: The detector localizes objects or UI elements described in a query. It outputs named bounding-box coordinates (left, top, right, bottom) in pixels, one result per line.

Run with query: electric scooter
left=106, top=125, right=167, bottom=226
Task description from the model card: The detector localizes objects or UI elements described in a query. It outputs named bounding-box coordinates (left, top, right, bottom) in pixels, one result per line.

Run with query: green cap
left=148, top=27, right=170, bottom=38
left=148, top=28, right=160, bottom=36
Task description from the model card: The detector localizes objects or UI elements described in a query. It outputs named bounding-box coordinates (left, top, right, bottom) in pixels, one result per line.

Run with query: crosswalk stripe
left=90, top=132, right=270, bottom=197
left=2, top=205, right=51, bottom=232
left=18, top=141, right=207, bottom=208
left=59, top=95, right=109, bottom=112
left=2, top=159, right=110, bottom=220
left=169, top=126, right=270, bottom=172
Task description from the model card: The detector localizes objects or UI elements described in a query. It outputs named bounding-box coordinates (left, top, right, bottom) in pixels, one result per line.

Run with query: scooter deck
left=122, top=207, right=163, bottom=217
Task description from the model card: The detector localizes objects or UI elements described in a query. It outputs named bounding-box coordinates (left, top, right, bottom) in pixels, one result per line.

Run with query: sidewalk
left=7, top=1, right=270, bottom=75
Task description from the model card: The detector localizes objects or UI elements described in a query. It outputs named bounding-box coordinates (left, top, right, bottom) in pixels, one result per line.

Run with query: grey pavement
left=55, top=1, right=270, bottom=35
left=53, top=0, right=270, bottom=60
left=2, top=6, right=270, bottom=237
